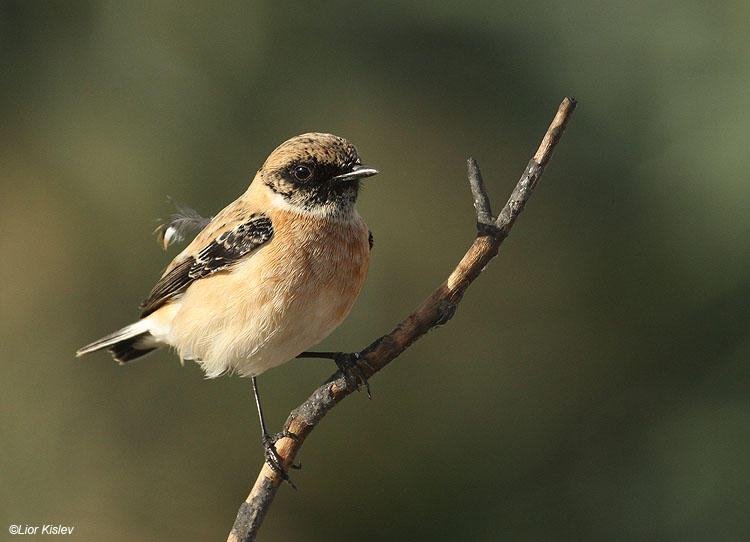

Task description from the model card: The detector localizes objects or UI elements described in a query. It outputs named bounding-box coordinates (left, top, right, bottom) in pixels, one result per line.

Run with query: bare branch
left=534, top=96, right=576, bottom=167
left=495, top=96, right=577, bottom=236
left=467, top=157, right=495, bottom=233
left=227, top=97, right=577, bottom=542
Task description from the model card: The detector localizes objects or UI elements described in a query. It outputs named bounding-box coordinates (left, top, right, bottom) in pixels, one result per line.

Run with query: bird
left=77, top=132, right=378, bottom=478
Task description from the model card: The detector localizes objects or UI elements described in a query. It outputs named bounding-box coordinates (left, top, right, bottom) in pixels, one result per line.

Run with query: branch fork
left=227, top=97, right=577, bottom=542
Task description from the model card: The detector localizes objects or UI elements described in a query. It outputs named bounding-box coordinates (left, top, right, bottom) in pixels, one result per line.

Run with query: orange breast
left=265, top=209, right=370, bottom=322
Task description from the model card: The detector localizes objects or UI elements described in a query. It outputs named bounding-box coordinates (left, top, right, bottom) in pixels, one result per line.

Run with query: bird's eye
left=293, top=165, right=312, bottom=181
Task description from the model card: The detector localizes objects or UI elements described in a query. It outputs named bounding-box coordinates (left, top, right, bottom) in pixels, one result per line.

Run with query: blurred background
left=2, top=1, right=749, bottom=540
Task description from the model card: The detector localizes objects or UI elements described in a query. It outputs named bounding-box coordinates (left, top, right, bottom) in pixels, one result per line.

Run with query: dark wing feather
left=139, top=214, right=273, bottom=317
left=138, top=259, right=194, bottom=317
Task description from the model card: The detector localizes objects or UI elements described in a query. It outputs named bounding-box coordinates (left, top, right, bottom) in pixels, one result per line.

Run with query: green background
left=2, top=1, right=749, bottom=540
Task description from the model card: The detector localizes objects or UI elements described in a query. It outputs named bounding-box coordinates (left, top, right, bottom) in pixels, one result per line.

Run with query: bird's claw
left=262, top=433, right=297, bottom=489
left=334, top=352, right=372, bottom=398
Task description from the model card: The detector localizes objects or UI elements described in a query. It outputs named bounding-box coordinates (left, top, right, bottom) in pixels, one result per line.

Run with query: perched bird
left=77, top=133, right=378, bottom=477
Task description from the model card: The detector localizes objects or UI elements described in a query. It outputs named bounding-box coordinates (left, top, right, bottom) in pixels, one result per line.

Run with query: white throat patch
left=267, top=191, right=358, bottom=222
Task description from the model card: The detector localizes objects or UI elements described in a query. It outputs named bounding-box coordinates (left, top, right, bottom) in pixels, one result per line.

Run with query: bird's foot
left=262, top=432, right=298, bottom=489
left=334, top=352, right=372, bottom=398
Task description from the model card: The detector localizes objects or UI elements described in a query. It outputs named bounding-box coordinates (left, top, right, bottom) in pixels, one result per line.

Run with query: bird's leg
left=252, top=377, right=298, bottom=488
left=297, top=351, right=372, bottom=398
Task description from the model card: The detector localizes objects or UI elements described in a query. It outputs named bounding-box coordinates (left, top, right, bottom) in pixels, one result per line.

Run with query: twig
left=227, top=97, right=577, bottom=542
left=467, top=157, right=495, bottom=232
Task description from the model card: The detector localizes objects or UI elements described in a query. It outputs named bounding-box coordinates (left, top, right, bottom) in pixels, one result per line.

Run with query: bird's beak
left=331, top=164, right=379, bottom=183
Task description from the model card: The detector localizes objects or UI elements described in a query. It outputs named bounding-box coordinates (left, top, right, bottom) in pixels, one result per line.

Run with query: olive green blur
left=2, top=2, right=749, bottom=540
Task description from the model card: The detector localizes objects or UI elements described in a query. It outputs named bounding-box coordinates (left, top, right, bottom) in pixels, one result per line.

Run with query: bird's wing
left=139, top=213, right=274, bottom=317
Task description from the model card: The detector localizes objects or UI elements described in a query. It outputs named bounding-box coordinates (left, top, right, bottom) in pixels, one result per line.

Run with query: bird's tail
left=76, top=320, right=159, bottom=364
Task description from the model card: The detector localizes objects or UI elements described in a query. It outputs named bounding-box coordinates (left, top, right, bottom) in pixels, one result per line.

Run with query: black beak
left=331, top=164, right=379, bottom=183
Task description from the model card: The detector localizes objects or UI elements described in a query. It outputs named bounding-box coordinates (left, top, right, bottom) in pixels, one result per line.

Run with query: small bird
left=77, top=133, right=378, bottom=477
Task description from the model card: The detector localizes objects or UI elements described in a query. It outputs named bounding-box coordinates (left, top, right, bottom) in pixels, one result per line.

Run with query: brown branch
left=227, top=97, right=577, bottom=542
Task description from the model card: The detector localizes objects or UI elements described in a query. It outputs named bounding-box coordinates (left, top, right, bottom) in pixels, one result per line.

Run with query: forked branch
left=227, top=97, right=577, bottom=542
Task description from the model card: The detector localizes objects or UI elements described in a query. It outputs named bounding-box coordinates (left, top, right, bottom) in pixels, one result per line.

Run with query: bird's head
left=259, top=133, right=378, bottom=217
